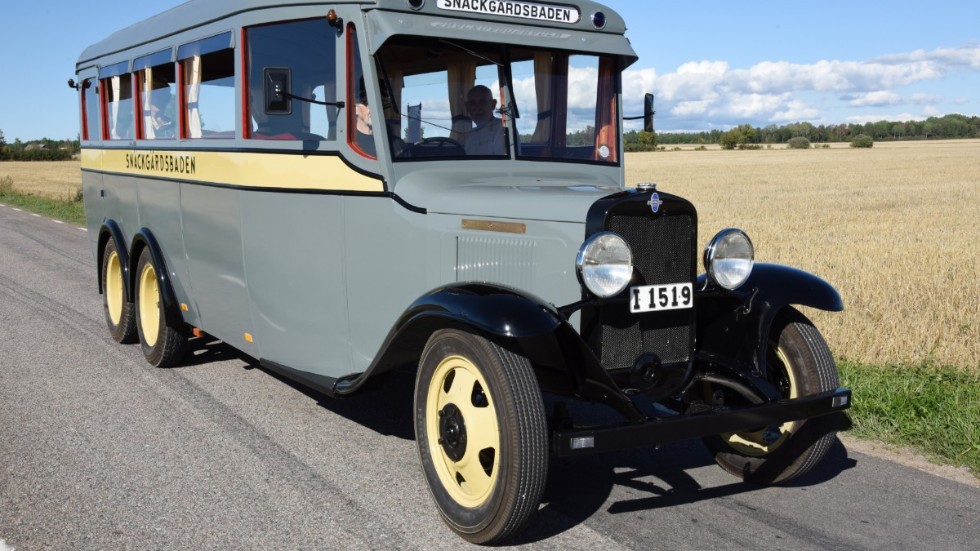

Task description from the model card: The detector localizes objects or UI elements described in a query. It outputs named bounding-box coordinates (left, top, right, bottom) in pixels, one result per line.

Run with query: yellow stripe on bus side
left=80, top=148, right=384, bottom=193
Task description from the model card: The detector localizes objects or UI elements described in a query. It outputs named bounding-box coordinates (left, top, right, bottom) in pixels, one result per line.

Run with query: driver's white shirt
left=465, top=118, right=504, bottom=155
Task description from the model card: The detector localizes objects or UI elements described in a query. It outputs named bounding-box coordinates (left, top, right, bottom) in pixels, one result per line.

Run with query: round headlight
left=704, top=229, right=754, bottom=290
left=576, top=232, right=633, bottom=298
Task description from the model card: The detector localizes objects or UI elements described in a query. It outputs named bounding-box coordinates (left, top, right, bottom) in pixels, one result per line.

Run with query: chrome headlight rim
left=576, top=231, right=634, bottom=298
left=704, top=228, right=755, bottom=290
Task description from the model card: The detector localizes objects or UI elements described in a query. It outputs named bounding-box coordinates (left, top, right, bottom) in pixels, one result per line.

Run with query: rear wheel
left=101, top=239, right=136, bottom=343
left=703, top=308, right=840, bottom=484
left=134, top=248, right=186, bottom=367
left=414, top=329, right=547, bottom=544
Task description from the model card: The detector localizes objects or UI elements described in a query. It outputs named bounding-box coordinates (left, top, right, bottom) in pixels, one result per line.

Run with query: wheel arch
left=129, top=228, right=185, bottom=330
left=97, top=220, right=129, bottom=300
left=334, top=283, right=644, bottom=421
left=697, top=262, right=843, bottom=377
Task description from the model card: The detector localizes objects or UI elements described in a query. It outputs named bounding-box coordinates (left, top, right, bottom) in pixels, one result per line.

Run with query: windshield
left=375, top=36, right=620, bottom=164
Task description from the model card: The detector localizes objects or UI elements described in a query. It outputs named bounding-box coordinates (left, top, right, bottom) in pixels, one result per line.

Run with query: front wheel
left=414, top=330, right=547, bottom=544
left=703, top=308, right=841, bottom=485
left=134, top=248, right=186, bottom=367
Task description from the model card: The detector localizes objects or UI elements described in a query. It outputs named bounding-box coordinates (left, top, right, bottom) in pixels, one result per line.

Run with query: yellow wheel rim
left=425, top=354, right=500, bottom=508
left=106, top=251, right=124, bottom=326
left=138, top=262, right=160, bottom=347
left=722, top=346, right=799, bottom=456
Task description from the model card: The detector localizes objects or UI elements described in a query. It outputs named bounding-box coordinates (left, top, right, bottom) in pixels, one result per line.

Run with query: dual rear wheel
left=101, top=240, right=186, bottom=367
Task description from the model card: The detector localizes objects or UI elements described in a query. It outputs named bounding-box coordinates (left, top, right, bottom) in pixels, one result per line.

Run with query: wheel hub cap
left=438, top=403, right=467, bottom=461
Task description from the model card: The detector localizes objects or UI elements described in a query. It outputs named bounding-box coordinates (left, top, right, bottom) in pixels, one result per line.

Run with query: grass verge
left=839, top=360, right=980, bottom=478
left=0, top=176, right=86, bottom=226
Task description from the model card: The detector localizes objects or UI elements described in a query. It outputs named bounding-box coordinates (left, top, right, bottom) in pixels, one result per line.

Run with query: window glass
left=348, top=25, right=376, bottom=158
left=246, top=19, right=338, bottom=141
left=376, top=36, right=507, bottom=159
left=182, top=48, right=235, bottom=138
left=511, top=51, right=618, bottom=163
left=104, top=73, right=134, bottom=140
left=83, top=79, right=100, bottom=141
left=139, top=64, right=177, bottom=140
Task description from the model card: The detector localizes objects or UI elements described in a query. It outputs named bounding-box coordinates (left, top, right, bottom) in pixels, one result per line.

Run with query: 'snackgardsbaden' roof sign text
left=436, top=0, right=581, bottom=24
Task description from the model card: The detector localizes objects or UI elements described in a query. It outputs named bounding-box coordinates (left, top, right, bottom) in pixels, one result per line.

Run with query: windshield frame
left=373, top=36, right=622, bottom=167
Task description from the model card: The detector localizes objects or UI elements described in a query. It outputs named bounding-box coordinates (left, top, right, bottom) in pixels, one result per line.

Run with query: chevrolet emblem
left=647, top=192, right=664, bottom=214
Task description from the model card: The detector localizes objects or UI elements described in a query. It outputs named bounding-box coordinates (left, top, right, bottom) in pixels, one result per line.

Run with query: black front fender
left=334, top=283, right=644, bottom=421
left=333, top=283, right=562, bottom=396
left=697, top=263, right=842, bottom=377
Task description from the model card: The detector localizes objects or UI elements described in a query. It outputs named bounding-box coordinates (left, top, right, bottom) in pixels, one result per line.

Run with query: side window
left=82, top=79, right=100, bottom=141
left=246, top=19, right=338, bottom=141
left=137, top=63, right=177, bottom=140
left=347, top=24, right=376, bottom=159
left=100, top=66, right=134, bottom=140
left=179, top=33, right=235, bottom=139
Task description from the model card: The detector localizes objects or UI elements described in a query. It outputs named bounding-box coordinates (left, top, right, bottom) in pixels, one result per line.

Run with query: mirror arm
left=284, top=92, right=345, bottom=108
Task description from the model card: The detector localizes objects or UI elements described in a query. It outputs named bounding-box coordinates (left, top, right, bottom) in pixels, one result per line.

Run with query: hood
left=394, top=167, right=622, bottom=223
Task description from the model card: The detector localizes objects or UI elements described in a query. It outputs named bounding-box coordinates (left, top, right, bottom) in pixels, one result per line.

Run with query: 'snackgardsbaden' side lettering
left=125, top=152, right=197, bottom=175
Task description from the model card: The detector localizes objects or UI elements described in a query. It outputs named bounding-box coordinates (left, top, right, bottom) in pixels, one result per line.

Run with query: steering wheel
left=411, top=137, right=466, bottom=157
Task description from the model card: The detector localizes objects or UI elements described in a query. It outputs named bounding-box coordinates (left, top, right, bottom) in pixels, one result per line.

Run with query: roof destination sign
left=436, top=0, right=581, bottom=24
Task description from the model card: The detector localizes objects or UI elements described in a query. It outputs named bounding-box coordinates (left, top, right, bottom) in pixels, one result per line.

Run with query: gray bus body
left=75, top=0, right=850, bottom=543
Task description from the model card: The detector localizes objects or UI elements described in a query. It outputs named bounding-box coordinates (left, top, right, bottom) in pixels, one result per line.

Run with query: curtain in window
left=594, top=56, right=618, bottom=162
left=384, top=70, right=404, bottom=140
left=531, top=52, right=553, bottom=143
left=142, top=68, right=155, bottom=139
left=110, top=76, right=122, bottom=139
left=186, top=56, right=203, bottom=138
left=447, top=62, right=476, bottom=143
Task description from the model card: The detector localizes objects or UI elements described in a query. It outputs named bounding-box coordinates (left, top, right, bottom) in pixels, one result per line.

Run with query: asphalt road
left=1, top=203, right=978, bottom=550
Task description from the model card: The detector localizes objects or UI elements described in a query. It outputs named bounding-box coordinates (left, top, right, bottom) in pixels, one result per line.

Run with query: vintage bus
left=73, top=0, right=851, bottom=543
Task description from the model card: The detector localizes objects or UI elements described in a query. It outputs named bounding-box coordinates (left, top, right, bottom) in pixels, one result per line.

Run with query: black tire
left=703, top=308, right=840, bottom=485
left=101, top=239, right=137, bottom=344
left=134, top=248, right=186, bottom=367
left=414, top=329, right=547, bottom=544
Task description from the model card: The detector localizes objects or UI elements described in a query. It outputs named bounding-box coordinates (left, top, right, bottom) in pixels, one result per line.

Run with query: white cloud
left=725, top=93, right=786, bottom=118
left=623, top=43, right=980, bottom=129
left=847, top=91, right=902, bottom=107
left=671, top=99, right=714, bottom=116
left=771, top=100, right=821, bottom=122
left=655, top=60, right=728, bottom=101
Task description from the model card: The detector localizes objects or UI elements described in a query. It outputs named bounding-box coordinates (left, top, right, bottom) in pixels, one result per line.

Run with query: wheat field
left=626, top=140, right=980, bottom=370
left=3, top=141, right=977, bottom=369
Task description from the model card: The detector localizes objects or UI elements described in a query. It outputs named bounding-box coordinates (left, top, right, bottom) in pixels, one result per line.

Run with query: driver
left=464, top=85, right=504, bottom=155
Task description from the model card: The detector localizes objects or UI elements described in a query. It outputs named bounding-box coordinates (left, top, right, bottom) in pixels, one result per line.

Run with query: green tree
left=850, top=134, right=874, bottom=148
left=787, top=136, right=811, bottom=149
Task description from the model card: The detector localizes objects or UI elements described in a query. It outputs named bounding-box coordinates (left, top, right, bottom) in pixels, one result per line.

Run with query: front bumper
left=553, top=387, right=851, bottom=456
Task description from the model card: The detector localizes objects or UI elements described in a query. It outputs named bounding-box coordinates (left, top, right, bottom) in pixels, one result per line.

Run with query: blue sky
left=0, top=0, right=977, bottom=140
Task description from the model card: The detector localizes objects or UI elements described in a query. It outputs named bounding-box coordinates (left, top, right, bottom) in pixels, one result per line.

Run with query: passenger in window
left=354, top=81, right=376, bottom=156
left=150, top=85, right=175, bottom=139
left=464, top=85, right=504, bottom=156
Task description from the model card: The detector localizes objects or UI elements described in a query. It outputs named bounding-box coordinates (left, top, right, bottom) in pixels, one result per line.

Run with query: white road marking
left=78, top=227, right=88, bottom=231
left=54, top=220, right=64, bottom=224
left=1, top=537, right=16, bottom=550
left=12, top=208, right=22, bottom=212
left=31, top=213, right=41, bottom=217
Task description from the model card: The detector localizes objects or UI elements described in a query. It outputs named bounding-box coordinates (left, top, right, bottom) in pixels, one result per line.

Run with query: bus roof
left=77, top=0, right=635, bottom=70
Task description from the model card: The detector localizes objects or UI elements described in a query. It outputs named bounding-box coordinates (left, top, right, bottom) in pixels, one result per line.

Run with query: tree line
left=0, top=130, right=79, bottom=161
left=625, top=113, right=979, bottom=150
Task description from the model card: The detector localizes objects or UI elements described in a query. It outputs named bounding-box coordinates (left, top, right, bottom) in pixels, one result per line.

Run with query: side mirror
left=644, top=93, right=655, bottom=133
left=264, top=68, right=292, bottom=115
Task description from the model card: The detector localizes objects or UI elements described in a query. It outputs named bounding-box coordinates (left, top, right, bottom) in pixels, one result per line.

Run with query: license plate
left=629, top=282, right=694, bottom=314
